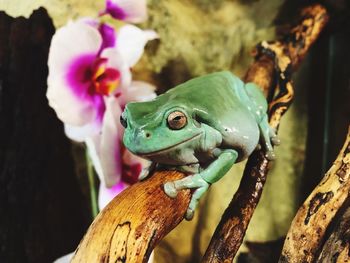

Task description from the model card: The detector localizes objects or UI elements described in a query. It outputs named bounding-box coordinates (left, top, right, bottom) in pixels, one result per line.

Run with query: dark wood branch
left=72, top=4, right=328, bottom=263
left=280, top=126, right=350, bottom=263
left=202, top=4, right=328, bottom=262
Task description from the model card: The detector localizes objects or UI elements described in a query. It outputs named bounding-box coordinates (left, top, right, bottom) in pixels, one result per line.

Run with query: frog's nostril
left=145, top=132, right=151, bottom=138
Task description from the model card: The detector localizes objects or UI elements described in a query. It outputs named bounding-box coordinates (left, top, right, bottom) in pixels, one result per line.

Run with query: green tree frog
left=121, top=71, right=279, bottom=220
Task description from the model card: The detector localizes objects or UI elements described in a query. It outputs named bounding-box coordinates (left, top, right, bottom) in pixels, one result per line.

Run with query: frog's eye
left=120, top=114, right=127, bottom=128
left=167, top=111, right=187, bottom=130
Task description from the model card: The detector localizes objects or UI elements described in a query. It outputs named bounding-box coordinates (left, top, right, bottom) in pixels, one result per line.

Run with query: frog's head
left=121, top=96, right=203, bottom=162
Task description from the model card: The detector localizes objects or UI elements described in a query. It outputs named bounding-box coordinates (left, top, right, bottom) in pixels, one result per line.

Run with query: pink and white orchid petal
left=47, top=20, right=105, bottom=126
left=119, top=149, right=149, bottom=184
left=99, top=97, right=123, bottom=187
left=47, top=77, right=105, bottom=126
left=122, top=149, right=150, bottom=168
left=120, top=81, right=157, bottom=105
left=99, top=23, right=117, bottom=50
left=100, top=48, right=132, bottom=90
left=75, top=19, right=116, bottom=51
left=76, top=17, right=99, bottom=28
left=48, top=20, right=101, bottom=76
left=98, top=181, right=129, bottom=209
left=103, top=0, right=148, bottom=23
left=117, top=25, right=158, bottom=67
left=84, top=98, right=123, bottom=188
left=64, top=121, right=101, bottom=142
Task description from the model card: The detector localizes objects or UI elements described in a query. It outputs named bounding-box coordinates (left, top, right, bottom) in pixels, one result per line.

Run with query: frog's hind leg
left=259, top=115, right=277, bottom=160
left=269, top=126, right=280, bottom=146
left=244, top=83, right=279, bottom=159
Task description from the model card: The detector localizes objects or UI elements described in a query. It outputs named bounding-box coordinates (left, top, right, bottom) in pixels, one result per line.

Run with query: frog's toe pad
left=185, top=208, right=194, bottom=221
left=255, top=143, right=262, bottom=151
left=266, top=150, right=276, bottom=161
left=138, top=169, right=149, bottom=181
left=164, top=182, right=178, bottom=198
left=271, top=136, right=281, bottom=146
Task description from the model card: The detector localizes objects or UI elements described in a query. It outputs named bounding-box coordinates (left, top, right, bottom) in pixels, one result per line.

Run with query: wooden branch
left=72, top=4, right=328, bottom=263
left=71, top=171, right=190, bottom=262
left=279, top=126, right=350, bottom=263
left=202, top=4, right=328, bottom=262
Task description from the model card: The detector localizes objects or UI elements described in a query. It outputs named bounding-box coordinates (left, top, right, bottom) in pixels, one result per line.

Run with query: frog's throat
left=138, top=132, right=203, bottom=157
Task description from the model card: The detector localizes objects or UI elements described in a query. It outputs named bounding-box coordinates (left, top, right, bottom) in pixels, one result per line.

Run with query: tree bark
left=317, top=203, right=350, bottom=263
left=280, top=126, right=350, bottom=263
left=72, top=171, right=190, bottom=263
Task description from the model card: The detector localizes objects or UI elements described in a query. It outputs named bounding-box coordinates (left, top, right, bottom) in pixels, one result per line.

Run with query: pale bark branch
left=317, top=204, right=350, bottom=263
left=72, top=171, right=190, bottom=262
left=280, top=126, right=350, bottom=263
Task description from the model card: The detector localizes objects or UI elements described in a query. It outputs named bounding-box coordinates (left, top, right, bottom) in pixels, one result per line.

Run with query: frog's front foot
left=163, top=181, right=178, bottom=198
left=163, top=174, right=210, bottom=220
left=185, top=208, right=195, bottom=221
left=185, top=180, right=209, bottom=220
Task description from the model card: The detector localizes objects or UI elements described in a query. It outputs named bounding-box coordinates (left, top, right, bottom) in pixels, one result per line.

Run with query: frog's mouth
left=137, top=132, right=202, bottom=157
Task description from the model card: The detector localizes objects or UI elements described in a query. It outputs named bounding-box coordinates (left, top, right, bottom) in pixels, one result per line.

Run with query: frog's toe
left=185, top=208, right=194, bottom=221
left=271, top=136, right=281, bottom=146
left=138, top=169, right=149, bottom=181
left=266, top=150, right=276, bottom=161
left=163, top=182, right=178, bottom=198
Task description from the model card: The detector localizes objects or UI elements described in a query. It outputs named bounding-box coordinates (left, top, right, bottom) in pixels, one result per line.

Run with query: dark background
left=0, top=8, right=90, bottom=263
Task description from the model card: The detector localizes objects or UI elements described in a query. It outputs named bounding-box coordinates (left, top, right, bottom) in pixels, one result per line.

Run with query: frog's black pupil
left=120, top=115, right=127, bottom=128
left=173, top=116, right=182, bottom=121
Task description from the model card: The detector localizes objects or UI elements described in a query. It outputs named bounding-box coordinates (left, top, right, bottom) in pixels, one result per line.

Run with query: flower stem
left=86, top=150, right=99, bottom=219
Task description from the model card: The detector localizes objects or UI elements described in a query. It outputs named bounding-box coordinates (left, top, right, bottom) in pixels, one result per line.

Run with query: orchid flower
left=100, top=0, right=148, bottom=23
left=50, top=2, right=158, bottom=263
left=47, top=19, right=156, bottom=140
left=47, top=18, right=157, bottom=207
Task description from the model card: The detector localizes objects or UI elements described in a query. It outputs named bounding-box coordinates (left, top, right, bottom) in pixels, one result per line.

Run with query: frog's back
left=166, top=71, right=260, bottom=161
left=165, top=71, right=242, bottom=105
